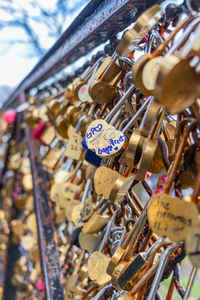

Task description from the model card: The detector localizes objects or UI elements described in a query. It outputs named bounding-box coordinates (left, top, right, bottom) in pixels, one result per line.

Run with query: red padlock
left=32, top=121, right=49, bottom=144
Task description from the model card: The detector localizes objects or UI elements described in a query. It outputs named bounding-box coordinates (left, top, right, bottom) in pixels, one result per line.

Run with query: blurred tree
left=0, top=0, right=87, bottom=57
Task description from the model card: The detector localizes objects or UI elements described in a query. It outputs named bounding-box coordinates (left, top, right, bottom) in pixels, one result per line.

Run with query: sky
left=0, top=0, right=88, bottom=89
left=0, top=48, right=37, bottom=87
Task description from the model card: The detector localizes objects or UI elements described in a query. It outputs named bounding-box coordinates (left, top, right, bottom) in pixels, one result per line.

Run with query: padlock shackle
left=99, top=208, right=121, bottom=252
left=181, top=23, right=200, bottom=58
left=92, top=284, right=112, bottom=300
left=145, top=237, right=165, bottom=258
left=80, top=178, right=91, bottom=205
left=183, top=266, right=198, bottom=300
left=123, top=209, right=147, bottom=261
left=152, top=15, right=196, bottom=58
left=166, top=16, right=200, bottom=57
left=63, top=160, right=82, bottom=183
left=136, top=240, right=172, bottom=299
left=81, top=56, right=104, bottom=82
left=74, top=114, right=86, bottom=133
left=164, top=120, right=197, bottom=193
left=104, top=84, right=136, bottom=123
left=122, top=97, right=151, bottom=134
left=147, top=242, right=182, bottom=300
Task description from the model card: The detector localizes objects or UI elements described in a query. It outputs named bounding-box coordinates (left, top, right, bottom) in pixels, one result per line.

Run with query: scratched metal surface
left=26, top=126, right=64, bottom=300
left=4, top=0, right=160, bottom=108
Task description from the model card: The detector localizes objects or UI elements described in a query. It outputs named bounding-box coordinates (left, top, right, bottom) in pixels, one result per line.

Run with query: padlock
left=116, top=5, right=164, bottom=57
left=87, top=208, right=122, bottom=285
left=73, top=57, right=104, bottom=102
left=116, top=238, right=166, bottom=290
left=89, top=56, right=122, bottom=104
left=93, top=166, right=120, bottom=199
left=107, top=209, right=147, bottom=277
left=82, top=137, right=102, bottom=167
left=65, top=250, right=86, bottom=299
left=71, top=178, right=92, bottom=227
left=148, top=121, right=199, bottom=242
left=128, top=239, right=171, bottom=297
left=78, top=231, right=98, bottom=253
left=7, top=152, right=22, bottom=170
left=22, top=173, right=33, bottom=192
left=85, top=119, right=127, bottom=158
left=154, top=54, right=200, bottom=113
left=89, top=5, right=164, bottom=104
left=82, top=198, right=110, bottom=234
left=133, top=16, right=200, bottom=98
left=146, top=243, right=181, bottom=300
left=11, top=219, right=27, bottom=239
left=41, top=138, right=64, bottom=170
left=65, top=114, right=86, bottom=161
left=64, top=82, right=74, bottom=101
left=125, top=98, right=160, bottom=167
left=50, top=180, right=79, bottom=208
left=31, top=120, right=48, bottom=143
left=135, top=107, right=165, bottom=181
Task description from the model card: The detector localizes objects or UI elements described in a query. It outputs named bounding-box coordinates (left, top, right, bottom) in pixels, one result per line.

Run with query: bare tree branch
left=0, top=0, right=88, bottom=57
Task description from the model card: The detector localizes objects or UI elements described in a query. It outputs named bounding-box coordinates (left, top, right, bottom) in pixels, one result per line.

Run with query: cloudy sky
left=0, top=0, right=87, bottom=88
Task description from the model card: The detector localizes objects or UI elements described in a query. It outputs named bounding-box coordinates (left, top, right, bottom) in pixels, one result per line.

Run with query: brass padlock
left=148, top=123, right=199, bottom=242
left=82, top=201, right=109, bottom=234
left=116, top=5, right=164, bottom=57
left=89, top=56, right=122, bottom=104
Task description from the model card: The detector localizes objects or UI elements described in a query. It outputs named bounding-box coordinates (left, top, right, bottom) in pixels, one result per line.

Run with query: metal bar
left=2, top=111, right=22, bottom=300
left=0, top=113, right=19, bottom=201
left=183, top=267, right=198, bottom=300
left=3, top=183, right=21, bottom=300
left=25, top=122, right=64, bottom=300
left=4, top=0, right=152, bottom=109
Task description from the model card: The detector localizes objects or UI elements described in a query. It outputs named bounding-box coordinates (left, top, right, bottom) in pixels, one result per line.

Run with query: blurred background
left=0, top=0, right=89, bottom=107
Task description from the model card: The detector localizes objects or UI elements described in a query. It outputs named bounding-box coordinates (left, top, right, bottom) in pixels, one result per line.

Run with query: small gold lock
left=82, top=213, right=109, bottom=234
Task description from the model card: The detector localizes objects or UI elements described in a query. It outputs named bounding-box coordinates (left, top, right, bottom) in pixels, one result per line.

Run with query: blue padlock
left=82, top=136, right=102, bottom=167
left=19, top=242, right=28, bottom=254
left=82, top=136, right=88, bottom=150
left=85, top=149, right=102, bottom=167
